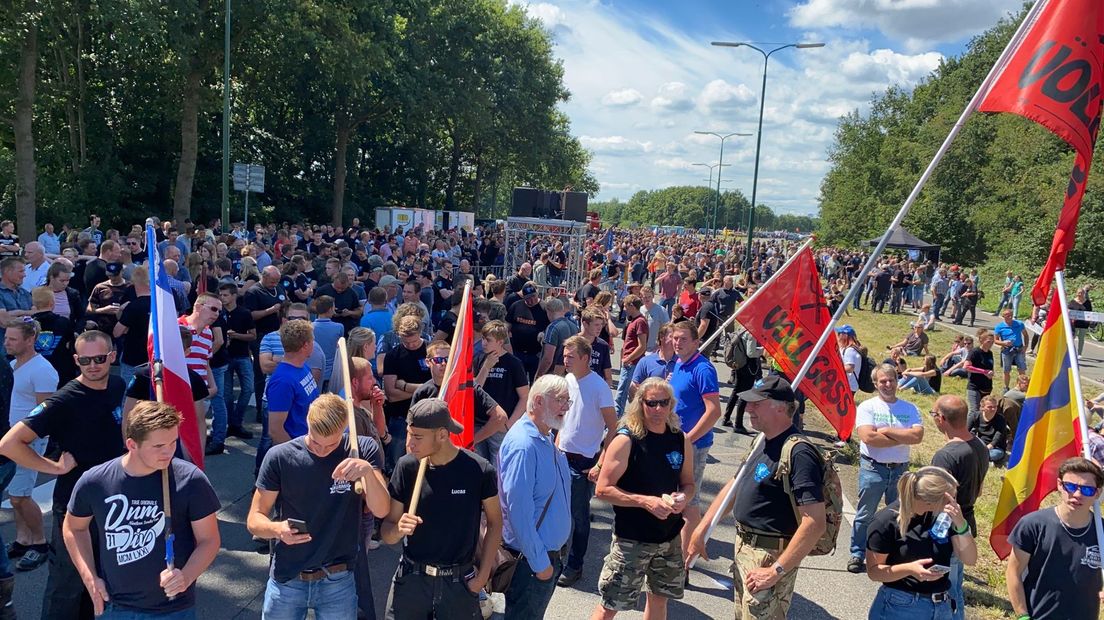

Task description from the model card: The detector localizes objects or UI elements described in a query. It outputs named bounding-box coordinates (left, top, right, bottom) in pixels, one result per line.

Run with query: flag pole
left=409, top=280, right=473, bottom=517
left=700, top=236, right=815, bottom=353
left=337, top=338, right=368, bottom=495
left=147, top=224, right=176, bottom=595
left=792, top=0, right=1049, bottom=387
left=1052, top=270, right=1104, bottom=582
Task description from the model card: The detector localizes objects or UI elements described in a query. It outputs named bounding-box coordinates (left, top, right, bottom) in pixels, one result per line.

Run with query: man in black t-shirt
left=687, top=376, right=825, bottom=620
left=412, top=340, right=507, bottom=463
left=966, top=329, right=995, bottom=419
left=313, top=272, right=362, bottom=335
left=114, top=265, right=152, bottom=388
left=574, top=268, right=601, bottom=310
left=244, top=266, right=286, bottom=419
left=218, top=283, right=256, bottom=441
left=930, top=394, right=988, bottom=619
left=474, top=320, right=529, bottom=424
left=431, top=262, right=455, bottom=327
left=0, top=330, right=126, bottom=620
left=382, top=398, right=501, bottom=620
left=65, top=401, right=221, bottom=617
left=382, top=316, right=431, bottom=471
left=30, top=285, right=77, bottom=385
left=506, top=284, right=549, bottom=381
left=249, top=394, right=389, bottom=620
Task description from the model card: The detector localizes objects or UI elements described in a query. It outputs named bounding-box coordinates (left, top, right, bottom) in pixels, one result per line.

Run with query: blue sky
left=511, top=0, right=1025, bottom=215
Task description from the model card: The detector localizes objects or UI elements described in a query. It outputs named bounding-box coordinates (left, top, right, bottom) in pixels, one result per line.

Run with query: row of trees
left=590, top=186, right=818, bottom=233
left=816, top=6, right=1104, bottom=277
left=0, top=0, right=597, bottom=239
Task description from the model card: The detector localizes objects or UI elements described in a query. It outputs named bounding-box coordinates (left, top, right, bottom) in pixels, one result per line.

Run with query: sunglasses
left=428, top=356, right=448, bottom=365
left=929, top=409, right=942, bottom=418
left=76, top=354, right=110, bottom=366
left=1060, top=480, right=1098, bottom=497
left=644, top=398, right=671, bottom=408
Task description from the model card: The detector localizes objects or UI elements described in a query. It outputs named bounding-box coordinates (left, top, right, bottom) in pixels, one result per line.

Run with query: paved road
left=2, top=363, right=880, bottom=619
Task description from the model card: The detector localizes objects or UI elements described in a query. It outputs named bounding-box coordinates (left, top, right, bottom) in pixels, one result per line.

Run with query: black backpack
left=856, top=347, right=876, bottom=393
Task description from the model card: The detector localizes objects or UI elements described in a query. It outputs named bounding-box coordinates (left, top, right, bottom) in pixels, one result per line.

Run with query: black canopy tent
left=865, top=227, right=941, bottom=263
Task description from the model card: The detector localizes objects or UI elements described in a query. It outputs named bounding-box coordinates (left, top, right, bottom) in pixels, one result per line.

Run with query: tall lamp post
left=712, top=41, right=823, bottom=267
left=693, top=162, right=730, bottom=226
left=694, top=131, right=750, bottom=236
left=221, top=0, right=232, bottom=230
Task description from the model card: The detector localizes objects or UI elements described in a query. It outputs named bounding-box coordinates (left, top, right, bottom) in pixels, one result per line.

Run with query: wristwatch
left=772, top=562, right=785, bottom=576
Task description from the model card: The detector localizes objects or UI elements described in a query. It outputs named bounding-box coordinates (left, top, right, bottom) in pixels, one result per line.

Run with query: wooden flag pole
left=409, top=280, right=473, bottom=517
left=151, top=360, right=176, bottom=599
left=337, top=338, right=368, bottom=495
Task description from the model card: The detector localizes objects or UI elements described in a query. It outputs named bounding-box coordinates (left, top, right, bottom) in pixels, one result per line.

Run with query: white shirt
left=855, top=396, right=922, bottom=465
left=841, top=346, right=862, bottom=392
left=10, top=355, right=59, bottom=425
left=558, top=371, right=615, bottom=458
left=22, top=259, right=51, bottom=292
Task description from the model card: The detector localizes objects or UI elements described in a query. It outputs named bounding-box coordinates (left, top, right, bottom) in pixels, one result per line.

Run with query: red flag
left=736, top=247, right=857, bottom=440
left=977, top=0, right=1104, bottom=305
left=441, top=284, right=475, bottom=449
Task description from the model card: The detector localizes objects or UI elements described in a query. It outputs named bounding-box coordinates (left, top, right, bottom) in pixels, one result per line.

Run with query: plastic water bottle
left=930, top=512, right=952, bottom=542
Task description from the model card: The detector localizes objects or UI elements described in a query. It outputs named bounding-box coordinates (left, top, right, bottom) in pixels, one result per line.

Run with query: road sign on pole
left=233, top=163, right=265, bottom=231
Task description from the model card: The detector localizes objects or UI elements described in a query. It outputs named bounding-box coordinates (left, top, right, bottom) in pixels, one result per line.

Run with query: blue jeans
left=614, top=360, right=636, bottom=417
left=868, top=586, right=952, bottom=620
left=226, top=356, right=254, bottom=429
left=932, top=294, right=946, bottom=319
left=101, top=605, right=196, bottom=619
left=505, top=553, right=561, bottom=619
left=899, top=376, right=936, bottom=395
left=989, top=448, right=1006, bottom=463
left=660, top=298, right=676, bottom=317
left=851, top=458, right=908, bottom=557
left=263, top=570, right=357, bottom=620
left=565, top=452, right=598, bottom=572
left=209, top=365, right=229, bottom=444
left=948, top=555, right=965, bottom=620
left=385, top=416, right=408, bottom=475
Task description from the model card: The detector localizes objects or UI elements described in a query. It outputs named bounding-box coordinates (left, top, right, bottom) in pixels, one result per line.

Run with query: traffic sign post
left=233, top=163, right=265, bottom=231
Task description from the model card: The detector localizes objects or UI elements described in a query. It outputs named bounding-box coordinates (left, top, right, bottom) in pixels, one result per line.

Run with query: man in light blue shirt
left=37, top=224, right=61, bottom=255
left=497, top=374, right=572, bottom=619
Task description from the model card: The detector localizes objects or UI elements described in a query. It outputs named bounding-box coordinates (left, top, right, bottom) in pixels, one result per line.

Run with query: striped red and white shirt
left=177, top=315, right=213, bottom=378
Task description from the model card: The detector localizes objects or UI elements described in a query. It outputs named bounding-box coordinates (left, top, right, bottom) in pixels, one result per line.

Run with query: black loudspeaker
left=563, top=191, right=588, bottom=223
left=544, top=191, right=562, bottom=219
left=512, top=187, right=540, bottom=217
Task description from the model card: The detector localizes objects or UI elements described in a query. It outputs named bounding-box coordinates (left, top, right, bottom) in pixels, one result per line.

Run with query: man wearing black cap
left=506, top=283, right=549, bottom=381
left=382, top=398, right=501, bottom=620
left=688, top=376, right=826, bottom=620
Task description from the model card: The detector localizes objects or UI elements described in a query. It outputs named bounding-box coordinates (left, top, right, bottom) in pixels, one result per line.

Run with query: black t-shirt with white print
left=67, top=457, right=220, bottom=613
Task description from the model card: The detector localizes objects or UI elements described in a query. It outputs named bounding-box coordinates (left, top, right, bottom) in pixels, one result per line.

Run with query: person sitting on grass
left=968, top=395, right=1008, bottom=465
left=915, top=303, right=936, bottom=331
left=898, top=355, right=941, bottom=395
left=887, top=323, right=930, bottom=357
left=941, top=335, right=973, bottom=378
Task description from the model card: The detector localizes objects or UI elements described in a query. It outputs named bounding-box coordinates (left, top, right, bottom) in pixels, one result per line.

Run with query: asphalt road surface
left=2, top=361, right=882, bottom=620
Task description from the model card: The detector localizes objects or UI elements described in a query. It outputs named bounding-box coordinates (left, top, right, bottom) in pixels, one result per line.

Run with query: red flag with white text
left=736, top=247, right=856, bottom=440
left=440, top=284, right=475, bottom=449
left=977, top=0, right=1104, bottom=305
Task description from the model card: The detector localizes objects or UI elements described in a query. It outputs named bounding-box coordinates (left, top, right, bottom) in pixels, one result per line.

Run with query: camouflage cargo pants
left=731, top=538, right=799, bottom=620
left=597, top=535, right=685, bottom=611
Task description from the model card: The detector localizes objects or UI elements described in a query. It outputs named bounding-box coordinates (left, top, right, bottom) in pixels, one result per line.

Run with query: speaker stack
left=511, top=187, right=588, bottom=222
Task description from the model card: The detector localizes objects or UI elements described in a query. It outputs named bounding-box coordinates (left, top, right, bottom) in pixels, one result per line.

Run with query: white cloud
left=839, top=49, right=943, bottom=85
left=698, top=79, right=757, bottom=112
left=601, top=88, right=643, bottom=107
left=579, top=135, right=653, bottom=155
left=789, top=0, right=1022, bottom=50
left=524, top=2, right=571, bottom=32
left=651, top=82, right=695, bottom=112
left=653, top=157, right=699, bottom=171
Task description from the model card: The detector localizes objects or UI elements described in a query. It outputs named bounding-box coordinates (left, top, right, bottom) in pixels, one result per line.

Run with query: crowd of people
left=0, top=214, right=1092, bottom=620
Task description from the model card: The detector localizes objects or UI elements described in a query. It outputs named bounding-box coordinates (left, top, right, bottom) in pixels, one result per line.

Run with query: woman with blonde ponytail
left=865, top=466, right=977, bottom=620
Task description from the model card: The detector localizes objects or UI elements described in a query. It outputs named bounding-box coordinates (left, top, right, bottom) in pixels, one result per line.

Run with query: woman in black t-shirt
left=866, top=466, right=976, bottom=620
left=965, top=330, right=995, bottom=417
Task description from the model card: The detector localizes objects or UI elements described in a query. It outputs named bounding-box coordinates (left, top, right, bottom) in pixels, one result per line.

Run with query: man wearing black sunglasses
left=0, top=329, right=126, bottom=620
left=1007, top=456, right=1104, bottom=620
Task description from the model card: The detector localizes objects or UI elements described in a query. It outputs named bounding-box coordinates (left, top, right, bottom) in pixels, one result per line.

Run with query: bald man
left=22, top=242, right=52, bottom=292
left=244, top=265, right=287, bottom=421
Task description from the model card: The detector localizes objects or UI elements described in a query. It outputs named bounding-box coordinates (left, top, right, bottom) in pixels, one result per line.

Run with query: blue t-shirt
left=360, top=308, right=394, bottom=339
left=994, top=320, right=1026, bottom=348
left=311, top=318, right=345, bottom=378
left=266, top=362, right=320, bottom=438
left=632, top=352, right=676, bottom=385
left=669, top=352, right=719, bottom=449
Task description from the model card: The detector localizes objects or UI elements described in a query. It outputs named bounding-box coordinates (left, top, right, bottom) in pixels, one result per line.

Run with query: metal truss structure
left=504, top=217, right=589, bottom=293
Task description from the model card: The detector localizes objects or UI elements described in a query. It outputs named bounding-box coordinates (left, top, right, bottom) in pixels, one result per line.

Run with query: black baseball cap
left=407, top=398, right=463, bottom=434
left=522, top=284, right=538, bottom=298
left=738, top=375, right=795, bottom=403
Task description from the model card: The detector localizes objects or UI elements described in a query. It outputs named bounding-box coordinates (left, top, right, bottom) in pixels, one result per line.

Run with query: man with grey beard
left=497, top=374, right=572, bottom=619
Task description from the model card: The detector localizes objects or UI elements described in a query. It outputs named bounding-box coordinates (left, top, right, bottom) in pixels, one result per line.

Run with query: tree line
left=816, top=5, right=1104, bottom=278
left=0, top=0, right=597, bottom=239
left=590, top=186, right=818, bottom=233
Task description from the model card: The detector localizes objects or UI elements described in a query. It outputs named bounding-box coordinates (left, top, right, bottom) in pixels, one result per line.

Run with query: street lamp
left=693, top=162, right=730, bottom=197
left=712, top=41, right=824, bottom=267
left=694, top=132, right=750, bottom=236
left=221, top=0, right=232, bottom=230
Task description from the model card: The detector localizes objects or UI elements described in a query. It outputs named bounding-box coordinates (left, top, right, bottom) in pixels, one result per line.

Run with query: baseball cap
left=737, top=375, right=795, bottom=403
left=407, top=398, right=463, bottom=434
left=522, top=284, right=538, bottom=298
left=834, top=324, right=856, bottom=337
left=379, top=275, right=400, bottom=288
left=106, top=262, right=123, bottom=276
left=368, top=255, right=384, bottom=269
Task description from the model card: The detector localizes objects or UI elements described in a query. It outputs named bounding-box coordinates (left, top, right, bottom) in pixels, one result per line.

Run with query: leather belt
left=861, top=454, right=907, bottom=468
left=298, top=563, right=348, bottom=582
left=736, top=527, right=789, bottom=552
left=399, top=557, right=473, bottom=579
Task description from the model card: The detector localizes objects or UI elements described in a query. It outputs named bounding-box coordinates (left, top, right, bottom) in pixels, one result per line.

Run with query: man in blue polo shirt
left=266, top=319, right=320, bottom=449
left=992, top=308, right=1028, bottom=393
left=667, top=320, right=720, bottom=564
left=629, top=322, right=676, bottom=401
